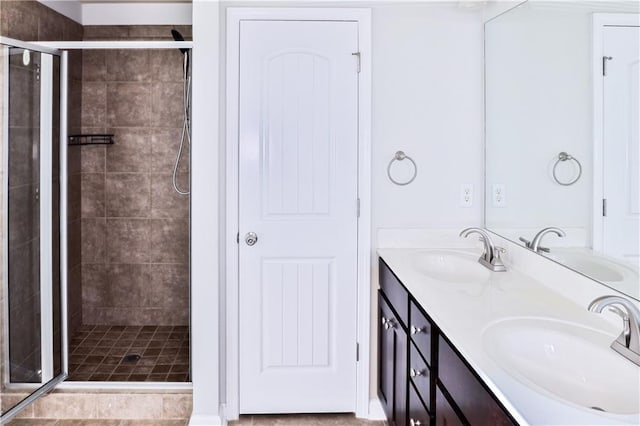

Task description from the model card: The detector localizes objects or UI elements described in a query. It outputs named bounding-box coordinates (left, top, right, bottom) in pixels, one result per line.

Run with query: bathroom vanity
left=377, top=245, right=640, bottom=426
left=378, top=257, right=515, bottom=426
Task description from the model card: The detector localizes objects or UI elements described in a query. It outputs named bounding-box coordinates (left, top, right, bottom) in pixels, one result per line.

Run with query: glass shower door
left=1, top=41, right=66, bottom=421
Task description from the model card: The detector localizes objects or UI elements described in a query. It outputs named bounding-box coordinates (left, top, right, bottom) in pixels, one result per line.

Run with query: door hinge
left=352, top=52, right=361, bottom=73
left=602, top=56, right=613, bottom=76
left=356, top=342, right=359, bottom=362
left=357, top=198, right=361, bottom=218
left=602, top=198, right=607, bottom=217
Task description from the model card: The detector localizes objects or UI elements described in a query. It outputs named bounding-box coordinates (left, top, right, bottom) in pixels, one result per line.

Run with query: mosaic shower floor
left=68, top=325, right=190, bottom=382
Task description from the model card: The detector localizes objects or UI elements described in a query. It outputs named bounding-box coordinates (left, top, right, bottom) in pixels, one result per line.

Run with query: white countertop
left=378, top=247, right=640, bottom=426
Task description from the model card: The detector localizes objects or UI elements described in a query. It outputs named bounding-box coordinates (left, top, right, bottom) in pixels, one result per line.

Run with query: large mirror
left=485, top=0, right=640, bottom=300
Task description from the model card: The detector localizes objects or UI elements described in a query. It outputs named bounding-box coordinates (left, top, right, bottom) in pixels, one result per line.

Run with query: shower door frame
left=36, top=39, right=194, bottom=391
left=0, top=36, right=69, bottom=423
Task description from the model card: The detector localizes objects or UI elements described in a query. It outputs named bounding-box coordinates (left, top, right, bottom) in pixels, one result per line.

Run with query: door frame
left=225, top=7, right=372, bottom=421
left=591, top=13, right=640, bottom=252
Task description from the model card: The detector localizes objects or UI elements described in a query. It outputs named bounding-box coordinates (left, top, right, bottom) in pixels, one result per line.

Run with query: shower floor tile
left=68, top=325, right=190, bottom=382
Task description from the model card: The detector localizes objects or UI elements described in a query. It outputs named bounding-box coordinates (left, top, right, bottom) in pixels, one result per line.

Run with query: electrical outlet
left=493, top=184, right=506, bottom=207
left=460, top=184, right=473, bottom=207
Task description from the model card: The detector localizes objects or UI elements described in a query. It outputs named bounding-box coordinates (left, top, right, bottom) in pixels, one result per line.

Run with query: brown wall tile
left=151, top=82, right=184, bottom=128
left=80, top=145, right=106, bottom=173
left=0, top=1, right=39, bottom=41
left=149, top=219, right=189, bottom=264
left=106, top=49, right=151, bottom=82
left=107, top=263, right=151, bottom=308
left=106, top=82, right=151, bottom=127
left=105, top=173, right=150, bottom=217
left=81, top=218, right=106, bottom=263
left=81, top=263, right=107, bottom=306
left=81, top=173, right=106, bottom=218
left=106, top=218, right=150, bottom=263
left=150, top=174, right=189, bottom=219
left=81, top=82, right=107, bottom=128
left=151, top=50, right=186, bottom=83
left=106, top=128, right=151, bottom=172
left=150, top=128, right=188, bottom=173
left=82, top=50, right=107, bottom=82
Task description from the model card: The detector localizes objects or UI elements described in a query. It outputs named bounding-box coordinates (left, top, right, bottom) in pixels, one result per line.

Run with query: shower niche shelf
left=68, top=134, right=114, bottom=146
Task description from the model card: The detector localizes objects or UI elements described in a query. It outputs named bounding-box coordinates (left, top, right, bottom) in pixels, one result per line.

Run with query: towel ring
left=387, top=151, right=417, bottom=186
left=552, top=151, right=582, bottom=186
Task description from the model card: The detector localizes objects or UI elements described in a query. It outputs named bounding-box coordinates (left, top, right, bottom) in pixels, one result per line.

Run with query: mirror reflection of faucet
left=588, top=295, right=640, bottom=367
left=519, top=227, right=566, bottom=253
left=459, top=227, right=507, bottom=272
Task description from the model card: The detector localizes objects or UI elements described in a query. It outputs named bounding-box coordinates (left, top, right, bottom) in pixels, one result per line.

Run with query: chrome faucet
left=519, top=227, right=566, bottom=253
left=459, top=227, right=506, bottom=272
left=588, top=295, right=640, bottom=366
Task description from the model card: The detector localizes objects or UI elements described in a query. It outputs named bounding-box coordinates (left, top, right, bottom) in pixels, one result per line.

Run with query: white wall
left=371, top=3, right=485, bottom=234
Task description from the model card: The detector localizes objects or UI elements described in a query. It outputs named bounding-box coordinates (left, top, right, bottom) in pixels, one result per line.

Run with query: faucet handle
left=518, top=236, right=531, bottom=246
left=494, top=246, right=506, bottom=254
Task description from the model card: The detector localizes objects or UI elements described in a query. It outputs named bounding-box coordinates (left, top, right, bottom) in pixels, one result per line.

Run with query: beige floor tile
left=6, top=420, right=57, bottom=426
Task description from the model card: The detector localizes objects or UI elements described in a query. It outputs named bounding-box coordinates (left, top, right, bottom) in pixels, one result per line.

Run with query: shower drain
left=123, top=354, right=142, bottom=363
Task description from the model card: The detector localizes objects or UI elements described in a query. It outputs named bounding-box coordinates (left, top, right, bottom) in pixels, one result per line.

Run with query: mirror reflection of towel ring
left=387, top=151, right=417, bottom=186
left=552, top=151, right=582, bottom=186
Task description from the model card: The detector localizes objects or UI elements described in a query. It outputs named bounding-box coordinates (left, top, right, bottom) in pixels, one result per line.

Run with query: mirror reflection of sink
left=546, top=250, right=629, bottom=282
left=411, top=250, right=490, bottom=283
left=483, top=317, right=640, bottom=415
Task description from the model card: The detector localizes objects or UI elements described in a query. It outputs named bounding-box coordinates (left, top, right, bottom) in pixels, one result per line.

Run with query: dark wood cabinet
left=378, top=258, right=518, bottom=426
left=378, top=291, right=407, bottom=426
left=378, top=290, right=407, bottom=426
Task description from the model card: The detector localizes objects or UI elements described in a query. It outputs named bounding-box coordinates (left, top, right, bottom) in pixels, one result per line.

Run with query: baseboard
left=188, top=414, right=225, bottom=426
left=368, top=398, right=387, bottom=421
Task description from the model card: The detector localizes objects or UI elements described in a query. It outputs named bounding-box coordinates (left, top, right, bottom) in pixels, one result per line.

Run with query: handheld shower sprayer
left=170, top=29, right=191, bottom=195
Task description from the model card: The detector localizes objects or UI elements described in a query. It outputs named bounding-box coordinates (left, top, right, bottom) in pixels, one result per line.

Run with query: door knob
left=245, top=232, right=258, bottom=246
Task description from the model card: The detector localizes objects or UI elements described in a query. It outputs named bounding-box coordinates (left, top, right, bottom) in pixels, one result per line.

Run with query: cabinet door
left=378, top=291, right=408, bottom=426
left=378, top=291, right=395, bottom=421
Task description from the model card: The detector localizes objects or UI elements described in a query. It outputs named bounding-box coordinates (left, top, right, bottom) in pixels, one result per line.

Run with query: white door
left=603, top=25, right=640, bottom=266
left=238, top=20, right=359, bottom=413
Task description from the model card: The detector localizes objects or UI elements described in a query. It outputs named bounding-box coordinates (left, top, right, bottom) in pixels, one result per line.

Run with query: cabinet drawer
left=435, top=385, right=464, bottom=426
left=439, top=336, right=516, bottom=426
left=409, top=342, right=431, bottom=412
left=409, top=381, right=431, bottom=426
left=379, top=259, right=408, bottom=327
left=409, top=300, right=432, bottom=365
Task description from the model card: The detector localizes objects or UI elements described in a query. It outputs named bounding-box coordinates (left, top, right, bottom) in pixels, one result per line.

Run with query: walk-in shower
left=0, top=25, right=193, bottom=421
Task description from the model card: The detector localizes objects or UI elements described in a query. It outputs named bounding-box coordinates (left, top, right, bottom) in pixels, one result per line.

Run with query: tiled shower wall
left=79, top=26, right=191, bottom=326
left=0, top=0, right=84, bottom=391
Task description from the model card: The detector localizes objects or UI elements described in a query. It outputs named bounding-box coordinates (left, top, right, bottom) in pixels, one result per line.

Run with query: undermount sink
left=411, top=250, right=490, bottom=283
left=483, top=317, right=640, bottom=415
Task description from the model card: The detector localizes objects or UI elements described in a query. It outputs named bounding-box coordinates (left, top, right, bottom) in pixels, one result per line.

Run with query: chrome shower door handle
left=245, top=232, right=258, bottom=246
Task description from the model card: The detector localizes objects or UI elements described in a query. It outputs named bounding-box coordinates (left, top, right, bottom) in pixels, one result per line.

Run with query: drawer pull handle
left=409, top=419, right=424, bottom=426
left=381, top=317, right=397, bottom=330
left=410, top=368, right=427, bottom=378
left=384, top=318, right=396, bottom=330
left=411, top=325, right=427, bottom=335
